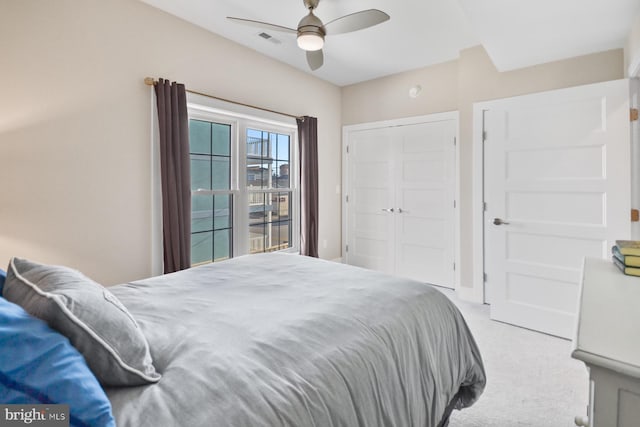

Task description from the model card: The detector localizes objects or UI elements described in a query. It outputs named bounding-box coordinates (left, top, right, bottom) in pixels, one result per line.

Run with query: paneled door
left=345, top=127, right=395, bottom=274
left=395, top=121, right=456, bottom=286
left=345, top=115, right=457, bottom=288
left=483, top=79, right=632, bottom=338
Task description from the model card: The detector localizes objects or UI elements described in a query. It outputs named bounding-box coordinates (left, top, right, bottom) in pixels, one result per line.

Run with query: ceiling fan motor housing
left=298, top=12, right=326, bottom=38
left=303, top=0, right=320, bottom=10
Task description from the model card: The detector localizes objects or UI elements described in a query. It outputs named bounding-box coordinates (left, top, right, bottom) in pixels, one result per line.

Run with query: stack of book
left=612, top=240, right=640, bottom=276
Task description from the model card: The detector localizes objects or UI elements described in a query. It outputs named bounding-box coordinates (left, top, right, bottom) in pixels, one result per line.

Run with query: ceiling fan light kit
left=297, top=11, right=325, bottom=51
left=297, top=33, right=324, bottom=51
left=228, top=0, right=389, bottom=70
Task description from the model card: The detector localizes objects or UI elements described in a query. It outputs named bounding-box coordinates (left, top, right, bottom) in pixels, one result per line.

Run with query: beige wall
left=626, top=13, right=640, bottom=76
left=0, top=0, right=629, bottom=291
left=0, top=0, right=342, bottom=285
left=342, top=46, right=624, bottom=290
left=342, top=60, right=459, bottom=125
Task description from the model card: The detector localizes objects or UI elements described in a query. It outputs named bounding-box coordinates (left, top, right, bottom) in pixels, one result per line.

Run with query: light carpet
left=440, top=288, right=588, bottom=427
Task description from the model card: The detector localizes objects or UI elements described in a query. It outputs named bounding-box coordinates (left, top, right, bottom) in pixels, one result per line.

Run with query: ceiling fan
left=227, top=0, right=390, bottom=71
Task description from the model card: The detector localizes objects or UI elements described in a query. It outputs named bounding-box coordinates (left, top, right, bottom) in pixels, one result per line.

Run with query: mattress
left=106, top=253, right=485, bottom=426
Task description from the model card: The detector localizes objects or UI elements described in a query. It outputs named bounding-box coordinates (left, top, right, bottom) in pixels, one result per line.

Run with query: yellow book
left=612, top=255, right=640, bottom=276
left=612, top=245, right=640, bottom=267
left=615, top=240, right=640, bottom=257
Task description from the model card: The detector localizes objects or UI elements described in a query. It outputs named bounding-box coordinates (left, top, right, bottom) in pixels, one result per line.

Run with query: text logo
left=0, top=405, right=69, bottom=426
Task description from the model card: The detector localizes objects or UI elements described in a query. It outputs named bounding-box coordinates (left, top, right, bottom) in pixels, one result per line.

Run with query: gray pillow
left=3, top=257, right=161, bottom=387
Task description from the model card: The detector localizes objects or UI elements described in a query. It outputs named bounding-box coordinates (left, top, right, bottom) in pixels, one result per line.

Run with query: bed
left=1, top=253, right=485, bottom=427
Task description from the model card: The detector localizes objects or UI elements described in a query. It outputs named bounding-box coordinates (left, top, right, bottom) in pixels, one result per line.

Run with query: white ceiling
left=140, top=0, right=640, bottom=87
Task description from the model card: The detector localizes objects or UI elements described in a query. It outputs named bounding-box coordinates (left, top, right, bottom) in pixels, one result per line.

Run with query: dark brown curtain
left=297, top=116, right=319, bottom=257
left=154, top=79, right=191, bottom=273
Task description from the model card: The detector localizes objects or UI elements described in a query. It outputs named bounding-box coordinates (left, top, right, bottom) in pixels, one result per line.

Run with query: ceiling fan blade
left=306, top=49, right=324, bottom=71
left=324, top=9, right=390, bottom=35
left=227, top=17, right=297, bottom=34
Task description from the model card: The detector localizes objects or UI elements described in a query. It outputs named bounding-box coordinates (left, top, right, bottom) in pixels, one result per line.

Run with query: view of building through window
left=246, top=129, right=292, bottom=254
left=188, top=117, right=295, bottom=266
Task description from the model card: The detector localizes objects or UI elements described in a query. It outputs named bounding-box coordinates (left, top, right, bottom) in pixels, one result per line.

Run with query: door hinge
left=482, top=131, right=488, bottom=142
left=453, top=262, right=456, bottom=271
left=453, top=137, right=457, bottom=146
left=345, top=244, right=349, bottom=253
left=483, top=202, right=488, bottom=211
left=346, top=195, right=349, bottom=203
left=631, top=108, right=639, bottom=122
left=483, top=273, right=487, bottom=282
left=632, top=208, right=639, bottom=222
left=346, top=145, right=350, bottom=154
left=453, top=200, right=456, bottom=208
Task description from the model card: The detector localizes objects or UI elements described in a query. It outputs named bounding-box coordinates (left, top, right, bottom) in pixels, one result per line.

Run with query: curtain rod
left=144, top=77, right=303, bottom=120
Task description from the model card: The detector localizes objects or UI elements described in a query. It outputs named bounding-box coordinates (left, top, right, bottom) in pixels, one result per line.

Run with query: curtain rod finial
left=144, top=77, right=156, bottom=86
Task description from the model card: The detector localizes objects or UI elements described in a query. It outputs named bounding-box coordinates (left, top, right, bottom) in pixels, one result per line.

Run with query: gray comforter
left=106, top=253, right=485, bottom=427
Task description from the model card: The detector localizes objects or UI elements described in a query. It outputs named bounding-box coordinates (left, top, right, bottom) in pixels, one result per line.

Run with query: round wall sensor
left=409, top=85, right=422, bottom=98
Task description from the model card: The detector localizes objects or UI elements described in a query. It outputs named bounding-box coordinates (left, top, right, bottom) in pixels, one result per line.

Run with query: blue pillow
left=0, top=268, right=6, bottom=294
left=0, top=297, right=115, bottom=427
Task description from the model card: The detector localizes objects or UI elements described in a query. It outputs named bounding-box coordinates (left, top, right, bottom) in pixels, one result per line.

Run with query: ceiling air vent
left=257, top=32, right=281, bottom=45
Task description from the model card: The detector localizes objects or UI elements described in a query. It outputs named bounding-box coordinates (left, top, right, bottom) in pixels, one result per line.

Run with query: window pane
left=275, top=161, right=290, bottom=188
left=270, top=193, right=280, bottom=222
left=191, top=194, right=233, bottom=264
left=280, top=220, right=291, bottom=247
left=277, top=134, right=290, bottom=161
left=247, top=129, right=267, bottom=190
left=269, top=132, right=277, bottom=159
left=191, top=155, right=211, bottom=190
left=247, top=191, right=292, bottom=254
left=274, top=192, right=291, bottom=222
left=191, top=231, right=213, bottom=265
left=213, top=195, right=231, bottom=230
left=249, top=223, right=265, bottom=254
left=189, top=120, right=211, bottom=155
left=270, top=222, right=283, bottom=252
left=192, top=195, right=213, bottom=233
left=246, top=161, right=264, bottom=188
left=212, top=123, right=231, bottom=156
left=213, top=229, right=231, bottom=261
left=265, top=161, right=274, bottom=189
left=247, top=129, right=263, bottom=157
left=249, top=193, right=267, bottom=225
left=211, top=156, right=230, bottom=190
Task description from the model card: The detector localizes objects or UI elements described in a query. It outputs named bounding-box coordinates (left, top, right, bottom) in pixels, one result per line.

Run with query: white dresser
left=572, top=257, right=640, bottom=427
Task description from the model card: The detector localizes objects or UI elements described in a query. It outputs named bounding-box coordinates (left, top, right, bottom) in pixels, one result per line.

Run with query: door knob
left=382, top=208, right=395, bottom=213
left=493, top=218, right=510, bottom=225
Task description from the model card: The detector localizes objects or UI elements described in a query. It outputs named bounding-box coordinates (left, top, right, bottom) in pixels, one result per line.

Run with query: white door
left=395, top=121, right=456, bottom=287
left=484, top=79, right=632, bottom=338
left=346, top=127, right=395, bottom=274
left=345, top=115, right=457, bottom=289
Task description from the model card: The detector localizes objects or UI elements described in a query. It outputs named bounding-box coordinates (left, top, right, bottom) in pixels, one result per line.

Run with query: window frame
left=188, top=113, right=237, bottom=265
left=187, top=98, right=300, bottom=262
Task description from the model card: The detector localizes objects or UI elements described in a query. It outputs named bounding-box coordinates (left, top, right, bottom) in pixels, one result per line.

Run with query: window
left=247, top=129, right=293, bottom=254
left=188, top=102, right=298, bottom=266
left=189, top=120, right=233, bottom=265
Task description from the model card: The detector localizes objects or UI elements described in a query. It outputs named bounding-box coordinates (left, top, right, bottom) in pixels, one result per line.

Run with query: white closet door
left=395, top=121, right=456, bottom=287
left=484, top=79, right=631, bottom=338
left=346, top=127, right=395, bottom=274
left=344, top=115, right=457, bottom=289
